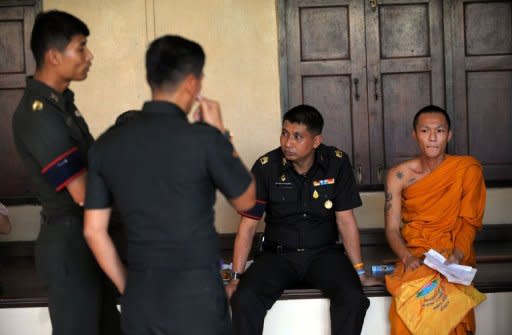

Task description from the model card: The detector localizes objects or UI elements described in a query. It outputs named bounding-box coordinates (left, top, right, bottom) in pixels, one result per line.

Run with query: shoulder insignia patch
left=260, top=156, right=269, bottom=165
left=335, top=150, right=343, bottom=158
left=32, top=100, right=43, bottom=111
left=49, top=92, right=59, bottom=103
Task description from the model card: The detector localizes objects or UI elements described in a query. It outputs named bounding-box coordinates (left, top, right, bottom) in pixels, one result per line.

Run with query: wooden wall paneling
left=0, top=3, right=38, bottom=198
left=366, top=0, right=444, bottom=183
left=286, top=0, right=370, bottom=183
left=452, top=0, right=512, bottom=180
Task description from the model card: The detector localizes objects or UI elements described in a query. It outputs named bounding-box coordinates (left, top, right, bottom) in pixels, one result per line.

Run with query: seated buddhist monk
left=384, top=105, right=486, bottom=334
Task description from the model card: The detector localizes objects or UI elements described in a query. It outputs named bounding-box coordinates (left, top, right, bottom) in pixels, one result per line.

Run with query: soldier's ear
left=313, top=134, right=322, bottom=148
left=182, top=74, right=201, bottom=96
left=45, top=48, right=61, bottom=66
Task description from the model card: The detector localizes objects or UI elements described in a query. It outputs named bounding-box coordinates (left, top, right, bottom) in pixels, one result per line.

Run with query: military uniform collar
left=26, top=77, right=74, bottom=112
left=141, top=100, right=187, bottom=120
left=314, top=144, right=329, bottom=171
left=279, top=144, right=329, bottom=175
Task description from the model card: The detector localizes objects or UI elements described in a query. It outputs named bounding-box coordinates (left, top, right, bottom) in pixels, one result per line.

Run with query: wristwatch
left=230, top=271, right=242, bottom=280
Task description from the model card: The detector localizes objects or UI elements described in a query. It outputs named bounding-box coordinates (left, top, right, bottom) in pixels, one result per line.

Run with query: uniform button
left=303, top=213, right=307, bottom=217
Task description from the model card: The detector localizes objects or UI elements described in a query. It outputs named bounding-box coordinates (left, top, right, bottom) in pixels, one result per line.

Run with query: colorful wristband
left=353, top=262, right=364, bottom=270
left=356, top=269, right=366, bottom=276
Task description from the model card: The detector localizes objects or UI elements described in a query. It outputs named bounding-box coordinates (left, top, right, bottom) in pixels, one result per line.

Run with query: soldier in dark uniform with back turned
left=11, top=10, right=120, bottom=335
left=227, top=105, right=381, bottom=335
left=83, top=35, right=256, bottom=335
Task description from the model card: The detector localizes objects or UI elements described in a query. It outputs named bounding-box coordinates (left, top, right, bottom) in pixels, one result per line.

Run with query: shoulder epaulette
left=258, top=149, right=282, bottom=167
left=32, top=100, right=44, bottom=111
left=259, top=156, right=269, bottom=165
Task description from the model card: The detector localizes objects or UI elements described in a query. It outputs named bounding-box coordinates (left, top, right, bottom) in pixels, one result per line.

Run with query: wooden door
left=365, top=0, right=445, bottom=184
left=285, top=0, right=370, bottom=184
left=451, top=0, right=512, bottom=181
left=0, top=1, right=39, bottom=199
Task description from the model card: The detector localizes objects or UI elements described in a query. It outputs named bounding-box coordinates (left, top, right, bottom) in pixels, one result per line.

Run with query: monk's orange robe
left=386, top=155, right=486, bottom=335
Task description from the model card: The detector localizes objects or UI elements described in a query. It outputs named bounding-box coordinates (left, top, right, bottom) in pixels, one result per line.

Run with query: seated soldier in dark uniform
left=83, top=35, right=255, bottom=335
left=227, top=105, right=381, bottom=335
left=11, top=11, right=120, bottom=335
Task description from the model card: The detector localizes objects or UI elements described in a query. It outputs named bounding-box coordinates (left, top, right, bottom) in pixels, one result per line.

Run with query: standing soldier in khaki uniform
left=12, top=10, right=120, bottom=335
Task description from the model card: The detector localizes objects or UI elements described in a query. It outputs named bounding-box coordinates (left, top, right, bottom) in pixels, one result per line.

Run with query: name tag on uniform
left=275, top=182, right=293, bottom=189
left=313, top=178, right=335, bottom=187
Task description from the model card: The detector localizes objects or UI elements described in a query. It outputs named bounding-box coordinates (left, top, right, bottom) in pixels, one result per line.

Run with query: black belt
left=262, top=241, right=339, bottom=254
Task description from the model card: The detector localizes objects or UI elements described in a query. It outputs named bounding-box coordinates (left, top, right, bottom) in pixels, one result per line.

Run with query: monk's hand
left=402, top=254, right=422, bottom=271
left=445, top=249, right=464, bottom=265
left=359, top=274, right=384, bottom=286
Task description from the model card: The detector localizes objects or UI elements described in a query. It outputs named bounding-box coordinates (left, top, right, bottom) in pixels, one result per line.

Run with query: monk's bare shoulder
left=403, top=158, right=425, bottom=187
left=387, top=159, right=418, bottom=191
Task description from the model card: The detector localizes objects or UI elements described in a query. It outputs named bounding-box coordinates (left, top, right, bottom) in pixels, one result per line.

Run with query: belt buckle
left=297, top=248, right=305, bottom=252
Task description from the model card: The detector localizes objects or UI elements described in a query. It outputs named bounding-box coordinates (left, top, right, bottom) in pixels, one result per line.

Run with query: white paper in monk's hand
left=423, top=249, right=477, bottom=286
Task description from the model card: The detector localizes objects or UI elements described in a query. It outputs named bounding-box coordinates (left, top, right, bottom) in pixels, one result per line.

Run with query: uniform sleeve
left=84, top=145, right=112, bottom=209
left=206, top=131, right=252, bottom=200
left=333, top=153, right=362, bottom=211
left=238, top=160, right=269, bottom=220
left=18, top=110, right=86, bottom=191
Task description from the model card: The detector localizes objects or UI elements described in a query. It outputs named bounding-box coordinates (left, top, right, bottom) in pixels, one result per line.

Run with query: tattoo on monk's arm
left=384, top=191, right=392, bottom=212
left=396, top=171, right=404, bottom=179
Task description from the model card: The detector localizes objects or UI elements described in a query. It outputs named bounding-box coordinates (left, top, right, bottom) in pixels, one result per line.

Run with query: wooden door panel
left=286, top=0, right=369, bottom=183
left=467, top=71, right=512, bottom=179
left=452, top=0, right=512, bottom=180
left=302, top=75, right=353, bottom=155
left=0, top=2, right=38, bottom=198
left=465, top=2, right=512, bottom=56
left=300, top=6, right=349, bottom=60
left=381, top=72, right=432, bottom=168
left=366, top=0, right=444, bottom=184
left=0, top=21, right=25, bottom=72
left=379, top=3, right=430, bottom=58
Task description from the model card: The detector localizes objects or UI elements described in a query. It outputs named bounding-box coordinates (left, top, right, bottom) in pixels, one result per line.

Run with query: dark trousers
left=121, top=264, right=233, bottom=335
left=230, top=246, right=370, bottom=335
left=35, top=217, right=121, bottom=335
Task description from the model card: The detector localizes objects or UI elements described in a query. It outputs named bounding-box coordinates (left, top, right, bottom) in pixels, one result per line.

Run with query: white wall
left=2, top=188, right=511, bottom=242
left=1, top=292, right=511, bottom=335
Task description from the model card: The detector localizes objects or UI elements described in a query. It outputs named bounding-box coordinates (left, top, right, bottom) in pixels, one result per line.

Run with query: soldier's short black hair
left=413, top=105, right=451, bottom=130
left=145, top=35, right=205, bottom=91
left=283, top=104, right=324, bottom=135
left=31, top=10, right=90, bottom=69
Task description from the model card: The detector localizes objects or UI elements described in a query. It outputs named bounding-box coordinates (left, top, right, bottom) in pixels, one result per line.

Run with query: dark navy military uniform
left=12, top=78, right=121, bottom=335
left=231, top=144, right=370, bottom=335
left=85, top=100, right=252, bottom=335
